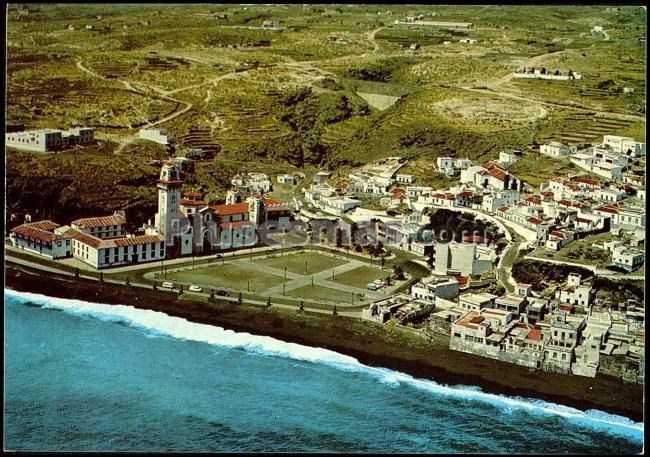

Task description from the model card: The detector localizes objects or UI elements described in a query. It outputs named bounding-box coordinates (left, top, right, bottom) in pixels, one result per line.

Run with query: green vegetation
left=331, top=266, right=389, bottom=288
left=285, top=284, right=357, bottom=303
left=512, top=259, right=593, bottom=292
left=530, top=232, right=614, bottom=268
left=258, top=251, right=348, bottom=275
left=167, top=263, right=283, bottom=292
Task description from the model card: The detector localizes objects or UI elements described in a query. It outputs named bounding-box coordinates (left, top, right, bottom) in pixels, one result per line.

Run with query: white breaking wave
left=6, top=289, right=644, bottom=440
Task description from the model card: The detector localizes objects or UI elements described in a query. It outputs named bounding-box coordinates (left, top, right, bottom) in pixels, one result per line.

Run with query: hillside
left=6, top=4, right=646, bottom=223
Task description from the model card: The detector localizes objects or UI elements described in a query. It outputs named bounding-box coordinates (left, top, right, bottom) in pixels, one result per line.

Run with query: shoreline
left=5, top=265, right=644, bottom=422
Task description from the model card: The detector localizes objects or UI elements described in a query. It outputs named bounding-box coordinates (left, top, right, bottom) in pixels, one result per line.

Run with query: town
left=7, top=125, right=645, bottom=383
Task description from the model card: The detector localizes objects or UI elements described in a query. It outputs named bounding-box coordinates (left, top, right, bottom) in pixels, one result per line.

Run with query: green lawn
left=331, top=266, right=390, bottom=289
left=286, top=284, right=359, bottom=303
left=258, top=252, right=348, bottom=275
left=167, top=263, right=283, bottom=292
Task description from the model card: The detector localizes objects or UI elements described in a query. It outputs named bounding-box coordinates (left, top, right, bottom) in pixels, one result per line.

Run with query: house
left=437, top=157, right=456, bottom=175
left=596, top=187, right=627, bottom=203
left=409, top=42, right=420, bottom=51
left=545, top=229, right=575, bottom=251
left=540, top=141, right=576, bottom=157
left=555, top=273, right=593, bottom=310
left=459, top=38, right=478, bottom=44
left=611, top=246, right=644, bottom=272
left=277, top=174, right=296, bottom=185
left=593, top=25, right=604, bottom=33
left=139, top=128, right=173, bottom=145
left=411, top=275, right=459, bottom=301
left=458, top=293, right=497, bottom=312
left=591, top=162, right=623, bottom=181
left=394, top=173, right=415, bottom=184
left=498, top=150, right=520, bottom=167
left=313, top=171, right=331, bottom=184
left=493, top=293, right=526, bottom=316
left=602, top=135, right=645, bottom=157
left=231, top=172, right=273, bottom=193
left=543, top=311, right=586, bottom=374
left=9, top=220, right=72, bottom=259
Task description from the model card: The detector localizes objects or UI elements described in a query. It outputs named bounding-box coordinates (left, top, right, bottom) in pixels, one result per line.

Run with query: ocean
left=4, top=289, right=644, bottom=453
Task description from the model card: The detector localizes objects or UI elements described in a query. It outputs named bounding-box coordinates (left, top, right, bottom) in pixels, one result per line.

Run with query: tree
left=299, top=300, right=304, bottom=312
left=267, top=297, right=272, bottom=308
left=335, top=227, right=343, bottom=248
left=238, top=292, right=242, bottom=305
left=385, top=275, right=392, bottom=286
left=393, top=264, right=405, bottom=280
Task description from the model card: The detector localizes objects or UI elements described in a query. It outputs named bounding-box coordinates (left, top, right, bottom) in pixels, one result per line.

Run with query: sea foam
left=5, top=289, right=644, bottom=441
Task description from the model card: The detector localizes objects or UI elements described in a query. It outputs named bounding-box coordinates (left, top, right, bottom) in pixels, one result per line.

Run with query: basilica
left=145, top=161, right=293, bottom=256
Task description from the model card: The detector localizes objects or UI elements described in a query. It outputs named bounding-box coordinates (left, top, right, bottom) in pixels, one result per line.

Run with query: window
left=561, top=353, right=566, bottom=361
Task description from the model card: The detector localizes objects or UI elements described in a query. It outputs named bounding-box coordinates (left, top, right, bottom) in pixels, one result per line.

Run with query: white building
left=10, top=220, right=72, bottom=259
left=612, top=246, right=644, bottom=272
left=277, top=174, right=296, bottom=185
left=437, top=157, right=456, bottom=175
left=71, top=212, right=126, bottom=238
left=555, top=273, right=593, bottom=310
left=232, top=172, right=273, bottom=192
left=498, top=150, right=520, bottom=167
left=602, top=135, right=645, bottom=157
left=6, top=127, right=94, bottom=153
left=591, top=162, right=623, bottom=181
left=411, top=275, right=459, bottom=301
left=139, top=128, right=173, bottom=145
left=68, top=229, right=166, bottom=269
left=540, top=141, right=576, bottom=157
left=433, top=242, right=496, bottom=276
left=394, top=173, right=415, bottom=184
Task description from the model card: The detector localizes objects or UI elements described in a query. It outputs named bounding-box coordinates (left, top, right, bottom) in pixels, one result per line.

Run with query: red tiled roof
left=71, top=214, right=126, bottom=229
left=67, top=228, right=102, bottom=249
left=526, top=328, right=542, bottom=341
left=575, top=217, right=592, bottom=224
left=28, top=220, right=60, bottom=231
left=541, top=191, right=554, bottom=197
left=497, top=206, right=510, bottom=213
left=573, top=177, right=599, bottom=186
left=12, top=225, right=56, bottom=243
left=184, top=191, right=203, bottom=197
left=211, top=203, right=249, bottom=216
left=264, top=198, right=283, bottom=206
left=526, top=196, right=542, bottom=205
left=596, top=205, right=619, bottom=214
left=68, top=228, right=164, bottom=249
left=527, top=217, right=543, bottom=225
left=560, top=305, right=574, bottom=313
left=453, top=275, right=469, bottom=287
left=550, top=230, right=568, bottom=239
left=180, top=199, right=206, bottom=206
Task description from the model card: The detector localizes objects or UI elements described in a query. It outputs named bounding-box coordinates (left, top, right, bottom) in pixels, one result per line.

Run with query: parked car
left=161, top=281, right=175, bottom=289
left=366, top=283, right=379, bottom=291
left=216, top=290, right=229, bottom=297
left=189, top=285, right=203, bottom=293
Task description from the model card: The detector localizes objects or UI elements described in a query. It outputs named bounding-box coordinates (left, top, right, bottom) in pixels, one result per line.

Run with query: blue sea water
left=4, top=289, right=644, bottom=453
